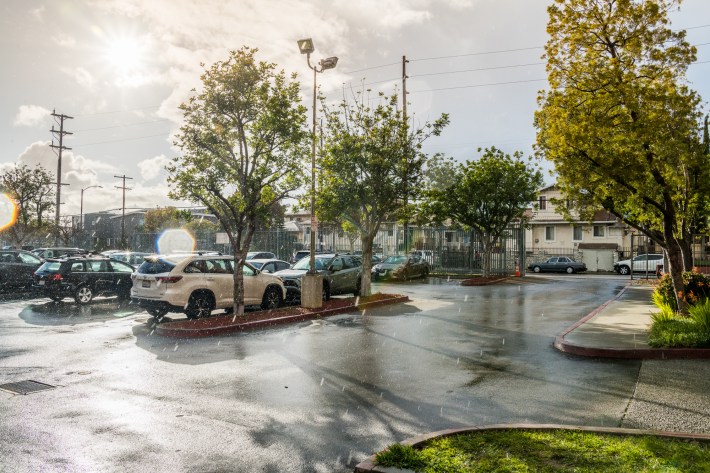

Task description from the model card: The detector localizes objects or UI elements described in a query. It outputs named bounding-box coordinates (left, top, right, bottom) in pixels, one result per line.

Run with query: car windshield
left=383, top=255, right=407, bottom=264
left=137, top=258, right=177, bottom=274
left=292, top=256, right=332, bottom=271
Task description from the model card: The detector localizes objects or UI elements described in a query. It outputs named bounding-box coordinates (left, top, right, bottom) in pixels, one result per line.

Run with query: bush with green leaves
left=653, top=271, right=710, bottom=312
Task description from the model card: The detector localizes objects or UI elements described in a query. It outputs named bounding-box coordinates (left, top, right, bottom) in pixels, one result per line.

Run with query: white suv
left=130, top=253, right=286, bottom=319
left=613, top=253, right=664, bottom=275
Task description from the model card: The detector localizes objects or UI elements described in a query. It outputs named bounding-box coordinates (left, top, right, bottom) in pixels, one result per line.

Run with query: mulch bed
left=460, top=276, right=511, bottom=286
left=155, top=292, right=408, bottom=337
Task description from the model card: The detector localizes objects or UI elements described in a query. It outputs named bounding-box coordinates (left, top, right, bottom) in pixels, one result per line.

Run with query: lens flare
left=0, top=194, right=18, bottom=231
left=156, top=229, right=195, bottom=255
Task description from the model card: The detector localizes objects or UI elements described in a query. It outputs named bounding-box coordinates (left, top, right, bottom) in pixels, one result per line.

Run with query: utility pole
left=402, top=55, right=410, bottom=255
left=50, top=110, right=73, bottom=245
left=114, top=174, right=133, bottom=248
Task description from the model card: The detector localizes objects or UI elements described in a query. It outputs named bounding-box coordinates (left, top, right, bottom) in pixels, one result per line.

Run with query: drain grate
left=0, top=380, right=56, bottom=395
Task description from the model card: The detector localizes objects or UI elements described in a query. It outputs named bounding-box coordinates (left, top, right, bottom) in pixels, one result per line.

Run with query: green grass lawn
left=375, top=429, right=710, bottom=472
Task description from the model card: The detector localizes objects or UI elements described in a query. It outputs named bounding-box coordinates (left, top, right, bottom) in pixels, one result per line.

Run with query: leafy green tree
left=423, top=148, right=543, bottom=277
left=0, top=164, right=55, bottom=247
left=142, top=207, right=193, bottom=233
left=317, top=91, right=448, bottom=296
left=169, top=47, right=309, bottom=315
left=535, top=0, right=708, bottom=311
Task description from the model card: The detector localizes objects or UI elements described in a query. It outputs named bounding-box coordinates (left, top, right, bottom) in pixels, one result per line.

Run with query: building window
left=539, top=196, right=547, bottom=210
left=593, top=225, right=605, bottom=237
left=445, top=232, right=454, bottom=243
left=545, top=226, right=555, bottom=241
left=573, top=225, right=583, bottom=241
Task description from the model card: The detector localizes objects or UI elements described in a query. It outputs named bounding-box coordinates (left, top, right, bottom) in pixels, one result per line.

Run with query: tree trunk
left=359, top=228, right=378, bottom=297
left=678, top=236, right=694, bottom=271
left=665, top=240, right=688, bottom=314
left=481, top=233, right=492, bottom=278
left=232, top=249, right=246, bottom=316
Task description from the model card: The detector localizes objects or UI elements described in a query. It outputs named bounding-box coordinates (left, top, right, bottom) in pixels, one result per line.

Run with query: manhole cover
left=0, top=380, right=56, bottom=395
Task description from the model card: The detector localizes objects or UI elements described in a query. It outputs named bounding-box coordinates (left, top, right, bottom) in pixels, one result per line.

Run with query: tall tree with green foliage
left=423, top=148, right=543, bottom=277
left=535, top=0, right=708, bottom=312
left=317, top=91, right=448, bottom=296
left=169, top=47, right=309, bottom=315
left=0, top=164, right=55, bottom=247
left=142, top=207, right=193, bottom=233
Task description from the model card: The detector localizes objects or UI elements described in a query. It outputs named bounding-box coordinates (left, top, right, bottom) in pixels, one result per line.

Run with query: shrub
left=650, top=290, right=676, bottom=323
left=653, top=271, right=710, bottom=312
left=689, top=298, right=710, bottom=333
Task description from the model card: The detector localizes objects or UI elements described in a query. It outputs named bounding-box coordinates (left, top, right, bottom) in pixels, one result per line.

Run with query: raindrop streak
left=440, top=407, right=443, bottom=416
left=464, top=295, right=468, bottom=302
left=320, top=377, right=325, bottom=386
left=456, top=358, right=460, bottom=365
left=467, top=400, right=471, bottom=408
left=502, top=338, right=505, bottom=345
left=173, top=344, right=179, bottom=352
left=379, top=392, right=383, bottom=398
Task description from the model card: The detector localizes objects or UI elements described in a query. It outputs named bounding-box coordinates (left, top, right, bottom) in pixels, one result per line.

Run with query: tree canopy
left=535, top=0, right=708, bottom=311
left=423, top=148, right=543, bottom=277
left=317, top=91, right=448, bottom=295
left=0, top=164, right=55, bottom=247
left=169, top=46, right=309, bottom=314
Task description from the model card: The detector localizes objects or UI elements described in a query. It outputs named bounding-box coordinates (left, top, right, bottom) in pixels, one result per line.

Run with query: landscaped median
left=154, top=293, right=409, bottom=338
left=354, top=424, right=710, bottom=473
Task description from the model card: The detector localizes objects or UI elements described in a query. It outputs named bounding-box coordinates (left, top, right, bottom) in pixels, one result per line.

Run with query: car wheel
left=533, top=266, right=541, bottom=273
left=261, top=286, right=282, bottom=310
left=422, top=267, right=429, bottom=278
left=322, top=282, right=331, bottom=302
left=49, top=293, right=64, bottom=302
left=147, top=307, right=168, bottom=318
left=618, top=265, right=630, bottom=275
left=185, top=293, right=214, bottom=320
left=74, top=285, right=94, bottom=305
left=565, top=266, right=575, bottom=274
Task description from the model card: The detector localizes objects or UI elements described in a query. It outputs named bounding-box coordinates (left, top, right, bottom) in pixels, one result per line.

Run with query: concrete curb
left=354, top=423, right=710, bottom=472
left=155, top=295, right=410, bottom=338
left=553, top=286, right=710, bottom=359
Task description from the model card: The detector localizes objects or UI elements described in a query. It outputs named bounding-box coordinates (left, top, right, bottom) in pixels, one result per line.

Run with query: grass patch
left=375, top=429, right=710, bottom=472
left=648, top=318, right=710, bottom=348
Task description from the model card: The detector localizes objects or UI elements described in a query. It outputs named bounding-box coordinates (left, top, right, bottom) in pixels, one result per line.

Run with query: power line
left=75, top=118, right=171, bottom=132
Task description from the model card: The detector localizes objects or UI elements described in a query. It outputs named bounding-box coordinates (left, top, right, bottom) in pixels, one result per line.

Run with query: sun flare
left=104, top=36, right=146, bottom=74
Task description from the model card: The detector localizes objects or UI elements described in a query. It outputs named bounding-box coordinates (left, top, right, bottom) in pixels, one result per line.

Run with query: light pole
left=297, top=38, right=338, bottom=308
left=80, top=185, right=102, bottom=232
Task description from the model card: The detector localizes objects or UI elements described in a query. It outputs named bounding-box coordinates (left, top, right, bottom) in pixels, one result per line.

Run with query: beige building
left=526, top=185, right=635, bottom=271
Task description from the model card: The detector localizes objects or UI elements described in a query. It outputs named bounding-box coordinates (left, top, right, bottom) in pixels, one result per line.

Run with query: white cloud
left=61, top=67, right=96, bottom=89
left=138, top=154, right=171, bottom=181
left=30, top=6, right=45, bottom=22
left=13, top=105, right=51, bottom=127
left=53, top=33, right=77, bottom=48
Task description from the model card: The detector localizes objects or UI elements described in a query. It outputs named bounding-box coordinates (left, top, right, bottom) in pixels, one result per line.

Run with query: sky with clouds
left=2, top=0, right=709, bottom=219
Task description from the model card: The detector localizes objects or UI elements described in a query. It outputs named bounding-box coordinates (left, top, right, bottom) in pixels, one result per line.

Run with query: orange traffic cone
left=515, top=262, right=521, bottom=277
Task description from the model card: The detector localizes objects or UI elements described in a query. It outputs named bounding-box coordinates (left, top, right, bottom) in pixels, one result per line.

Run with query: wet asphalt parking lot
left=1, top=274, right=701, bottom=472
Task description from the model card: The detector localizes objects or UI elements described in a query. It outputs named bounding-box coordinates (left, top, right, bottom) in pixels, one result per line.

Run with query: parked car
left=248, top=258, right=291, bottom=274
left=130, top=253, right=286, bottom=319
left=31, top=247, right=87, bottom=259
left=527, top=256, right=587, bottom=274
left=109, top=251, right=152, bottom=269
left=32, top=254, right=135, bottom=304
left=372, top=254, right=430, bottom=280
left=410, top=249, right=435, bottom=265
left=613, top=253, right=664, bottom=275
left=246, top=251, right=276, bottom=260
left=0, top=249, right=43, bottom=290
left=274, top=253, right=362, bottom=301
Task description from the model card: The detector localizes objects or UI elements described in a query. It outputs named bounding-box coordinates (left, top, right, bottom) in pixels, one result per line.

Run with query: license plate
left=39, top=280, right=45, bottom=285
left=142, top=280, right=151, bottom=288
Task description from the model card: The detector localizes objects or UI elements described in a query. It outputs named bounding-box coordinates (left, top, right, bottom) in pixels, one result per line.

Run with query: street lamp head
left=297, top=38, right=315, bottom=55
left=319, top=57, right=338, bottom=70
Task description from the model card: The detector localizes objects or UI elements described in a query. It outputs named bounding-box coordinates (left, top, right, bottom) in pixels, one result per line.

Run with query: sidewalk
left=554, top=284, right=710, bottom=359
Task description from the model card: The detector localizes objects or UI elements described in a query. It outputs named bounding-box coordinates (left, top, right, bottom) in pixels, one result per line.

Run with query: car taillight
left=157, top=276, right=182, bottom=283
left=50, top=274, right=63, bottom=281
